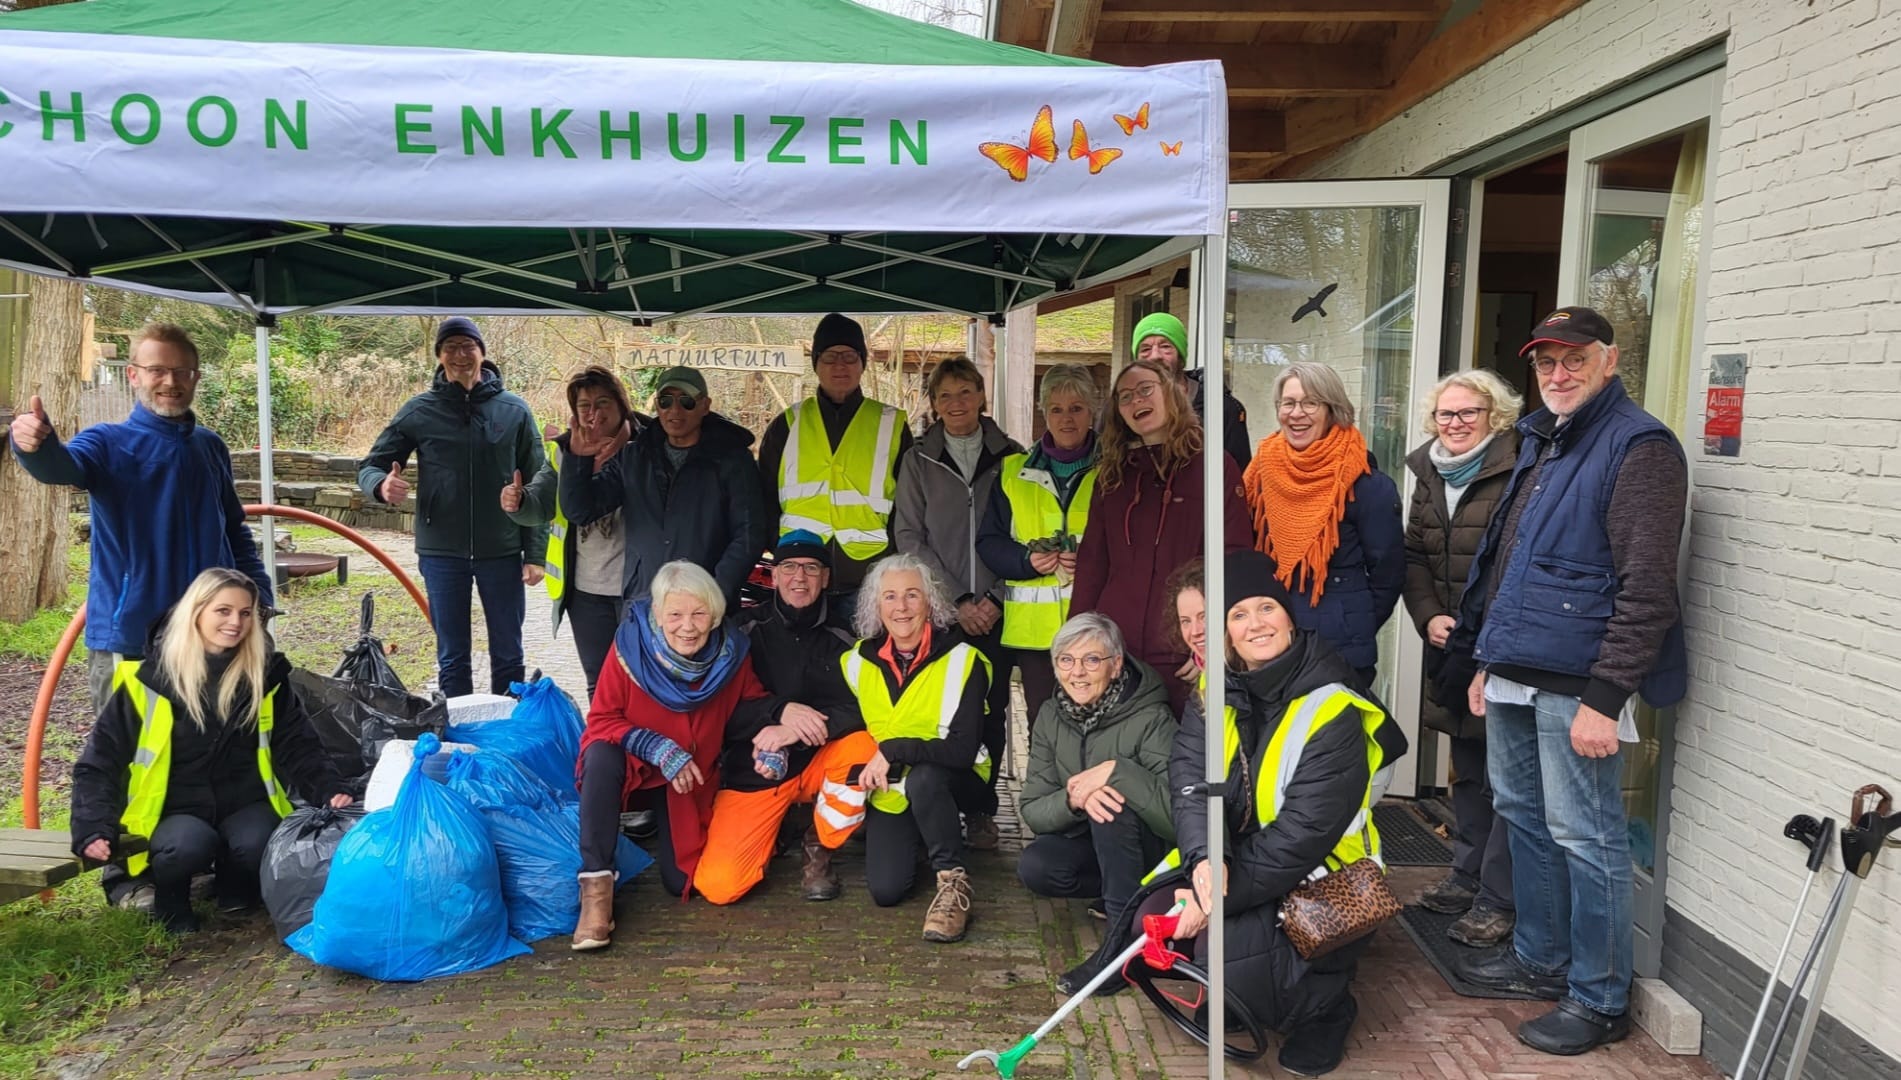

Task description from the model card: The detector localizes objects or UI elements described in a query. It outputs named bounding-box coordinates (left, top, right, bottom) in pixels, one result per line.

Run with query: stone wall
left=229, top=450, right=414, bottom=533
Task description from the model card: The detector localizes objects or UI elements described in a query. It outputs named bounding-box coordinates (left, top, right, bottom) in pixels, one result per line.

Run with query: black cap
left=1519, top=306, right=1614, bottom=357
left=1223, top=550, right=1295, bottom=617
left=811, top=313, right=868, bottom=368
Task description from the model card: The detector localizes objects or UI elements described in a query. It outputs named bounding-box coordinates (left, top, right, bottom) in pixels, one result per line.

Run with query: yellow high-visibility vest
left=542, top=439, right=567, bottom=604
left=1145, top=682, right=1386, bottom=884
left=777, top=397, right=906, bottom=562
left=840, top=641, right=993, bottom=814
left=114, top=661, right=294, bottom=877
left=996, top=454, right=1096, bottom=650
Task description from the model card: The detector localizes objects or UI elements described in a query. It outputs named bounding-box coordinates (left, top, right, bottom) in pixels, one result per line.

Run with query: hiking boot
left=571, top=872, right=615, bottom=951
left=1417, top=873, right=1478, bottom=915
left=801, top=827, right=841, bottom=902
left=1278, top=993, right=1358, bottom=1077
left=1448, top=905, right=1515, bottom=948
left=965, top=814, right=1000, bottom=852
left=922, top=867, right=972, bottom=943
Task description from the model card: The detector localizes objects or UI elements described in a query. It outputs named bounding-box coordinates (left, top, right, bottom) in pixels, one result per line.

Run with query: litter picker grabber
left=1738, top=784, right=1901, bottom=1080
left=1734, top=814, right=1834, bottom=1079
left=957, top=901, right=1186, bottom=1079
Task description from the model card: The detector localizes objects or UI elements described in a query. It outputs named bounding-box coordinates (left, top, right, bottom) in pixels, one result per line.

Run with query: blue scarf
left=613, top=598, right=750, bottom=712
left=1431, top=434, right=1494, bottom=489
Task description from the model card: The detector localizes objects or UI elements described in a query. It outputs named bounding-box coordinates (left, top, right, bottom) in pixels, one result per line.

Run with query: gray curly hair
left=854, top=552, right=958, bottom=638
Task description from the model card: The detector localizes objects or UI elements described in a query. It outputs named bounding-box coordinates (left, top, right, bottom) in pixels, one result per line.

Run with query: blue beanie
left=775, top=529, right=830, bottom=567
left=434, top=316, right=485, bottom=356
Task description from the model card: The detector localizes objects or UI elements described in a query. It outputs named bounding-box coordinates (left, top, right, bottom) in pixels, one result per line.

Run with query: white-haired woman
left=1403, top=369, right=1524, bottom=948
left=1018, top=612, right=1177, bottom=995
left=839, top=553, right=994, bottom=943
left=978, top=363, right=1102, bottom=724
left=71, top=568, right=351, bottom=933
left=573, top=560, right=775, bottom=950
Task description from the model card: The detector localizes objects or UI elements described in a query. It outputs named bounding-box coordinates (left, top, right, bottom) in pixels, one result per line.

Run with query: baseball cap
left=654, top=366, right=707, bottom=397
left=1518, top=306, right=1616, bottom=357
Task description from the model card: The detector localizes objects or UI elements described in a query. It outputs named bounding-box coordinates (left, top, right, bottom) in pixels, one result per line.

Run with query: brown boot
left=571, top=872, right=615, bottom=951
left=923, top=867, right=972, bottom=943
left=965, top=814, right=1000, bottom=852
left=801, top=827, right=841, bottom=902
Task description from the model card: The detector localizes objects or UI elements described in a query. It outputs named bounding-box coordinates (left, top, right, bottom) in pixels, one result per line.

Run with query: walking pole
left=1733, top=815, right=1833, bottom=1080
left=1779, top=786, right=1899, bottom=1080
left=1749, top=862, right=1850, bottom=1080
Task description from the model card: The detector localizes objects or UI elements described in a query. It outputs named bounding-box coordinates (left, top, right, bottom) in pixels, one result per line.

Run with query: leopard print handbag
left=1278, top=831, right=1401, bottom=961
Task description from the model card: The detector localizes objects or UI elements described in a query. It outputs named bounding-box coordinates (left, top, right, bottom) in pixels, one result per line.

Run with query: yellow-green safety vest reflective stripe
left=1143, top=682, right=1387, bottom=886
left=839, top=642, right=994, bottom=814
left=542, top=439, right=567, bottom=604
left=996, top=454, right=1096, bottom=651
left=113, top=661, right=294, bottom=877
left=778, top=397, right=907, bottom=562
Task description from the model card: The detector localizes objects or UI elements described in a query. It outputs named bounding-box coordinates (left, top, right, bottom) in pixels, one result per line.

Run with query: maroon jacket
left=1071, top=446, right=1252, bottom=712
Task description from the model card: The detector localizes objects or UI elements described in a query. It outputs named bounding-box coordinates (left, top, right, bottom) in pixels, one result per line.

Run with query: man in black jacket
left=560, top=366, right=768, bottom=612
left=695, top=531, right=874, bottom=904
left=359, top=317, right=547, bottom=697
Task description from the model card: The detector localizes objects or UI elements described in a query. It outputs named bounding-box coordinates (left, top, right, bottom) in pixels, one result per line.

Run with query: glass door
left=1557, top=70, right=1721, bottom=976
left=1224, top=179, right=1451, bottom=797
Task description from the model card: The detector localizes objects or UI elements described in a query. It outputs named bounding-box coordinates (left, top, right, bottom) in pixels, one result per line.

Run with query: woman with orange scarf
left=1241, top=362, right=1405, bottom=689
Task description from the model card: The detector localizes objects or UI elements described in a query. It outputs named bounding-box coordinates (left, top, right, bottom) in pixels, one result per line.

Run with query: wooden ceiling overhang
left=993, top=0, right=1592, bottom=179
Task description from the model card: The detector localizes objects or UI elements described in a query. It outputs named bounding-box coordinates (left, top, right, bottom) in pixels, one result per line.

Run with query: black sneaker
left=1055, top=952, right=1127, bottom=998
left=1278, top=993, right=1358, bottom=1077
left=620, top=809, right=659, bottom=842
left=1517, top=998, right=1631, bottom=1055
left=1456, top=947, right=1568, bottom=1000
left=1087, top=899, right=1108, bottom=921
left=1417, top=873, right=1478, bottom=915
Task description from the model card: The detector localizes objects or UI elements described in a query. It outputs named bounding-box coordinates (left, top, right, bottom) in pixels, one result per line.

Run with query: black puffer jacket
left=722, top=595, right=865, bottom=792
left=559, top=412, right=769, bottom=611
left=1401, top=433, right=1519, bottom=738
left=1166, top=631, right=1376, bottom=1030
left=358, top=361, right=548, bottom=563
left=70, top=635, right=344, bottom=859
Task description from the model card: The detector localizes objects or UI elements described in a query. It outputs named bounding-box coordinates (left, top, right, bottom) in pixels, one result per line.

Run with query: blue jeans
left=1486, top=689, right=1633, bottom=1015
left=418, top=554, right=526, bottom=697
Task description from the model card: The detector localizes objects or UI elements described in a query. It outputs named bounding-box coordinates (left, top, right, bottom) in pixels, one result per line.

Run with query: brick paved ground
left=42, top=530, right=1724, bottom=1080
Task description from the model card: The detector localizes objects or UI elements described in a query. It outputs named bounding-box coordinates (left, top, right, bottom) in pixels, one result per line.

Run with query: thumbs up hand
left=10, top=394, right=55, bottom=454
left=500, top=469, right=524, bottom=514
left=380, top=462, right=410, bottom=505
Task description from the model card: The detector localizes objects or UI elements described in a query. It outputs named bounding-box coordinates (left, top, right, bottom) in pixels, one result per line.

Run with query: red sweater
left=1070, top=447, right=1253, bottom=711
left=578, top=644, right=772, bottom=887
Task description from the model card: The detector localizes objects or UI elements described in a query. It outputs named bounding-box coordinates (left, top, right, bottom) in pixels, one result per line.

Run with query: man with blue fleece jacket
left=9, top=323, right=272, bottom=711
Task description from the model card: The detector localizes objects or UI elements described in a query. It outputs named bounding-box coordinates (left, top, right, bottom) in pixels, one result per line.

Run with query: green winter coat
left=1020, top=655, right=1178, bottom=844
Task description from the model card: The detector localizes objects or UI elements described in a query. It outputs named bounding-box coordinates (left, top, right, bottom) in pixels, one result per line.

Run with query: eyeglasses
left=439, top=343, right=482, bottom=356
left=776, top=561, right=824, bottom=578
left=1055, top=653, right=1112, bottom=672
left=1530, top=351, right=1594, bottom=375
left=1433, top=407, right=1490, bottom=427
left=129, top=363, right=199, bottom=383
left=655, top=392, right=700, bottom=411
left=1277, top=398, right=1323, bottom=415
left=1116, top=381, right=1162, bottom=407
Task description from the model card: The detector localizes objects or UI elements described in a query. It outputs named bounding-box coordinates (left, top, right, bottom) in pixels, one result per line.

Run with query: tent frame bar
left=92, top=228, right=328, bottom=276
left=133, top=215, right=258, bottom=314
left=0, top=217, right=75, bottom=274
left=795, top=232, right=1058, bottom=290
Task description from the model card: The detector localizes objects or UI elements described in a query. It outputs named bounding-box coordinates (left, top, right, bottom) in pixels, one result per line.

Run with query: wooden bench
left=0, top=828, right=148, bottom=907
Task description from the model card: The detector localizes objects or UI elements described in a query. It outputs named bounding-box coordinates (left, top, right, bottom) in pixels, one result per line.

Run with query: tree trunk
left=0, top=275, right=85, bottom=621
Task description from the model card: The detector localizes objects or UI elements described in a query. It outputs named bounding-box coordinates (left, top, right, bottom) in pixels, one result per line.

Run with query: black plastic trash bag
left=292, top=593, right=447, bottom=790
left=262, top=804, right=365, bottom=942
left=335, top=593, right=405, bottom=691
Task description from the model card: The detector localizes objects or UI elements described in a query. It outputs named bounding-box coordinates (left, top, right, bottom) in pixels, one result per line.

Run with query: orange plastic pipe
left=19, top=504, right=432, bottom=830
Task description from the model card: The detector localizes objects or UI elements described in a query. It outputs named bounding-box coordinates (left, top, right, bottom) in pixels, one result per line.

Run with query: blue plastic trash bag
left=287, top=733, right=530, bottom=980
left=445, top=676, right=583, bottom=802
left=444, top=751, right=652, bottom=942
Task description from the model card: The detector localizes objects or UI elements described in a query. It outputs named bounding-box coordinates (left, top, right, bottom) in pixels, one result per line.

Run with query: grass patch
left=0, top=545, right=91, bottom=662
left=273, top=569, right=438, bottom=689
left=0, top=811, right=176, bottom=1080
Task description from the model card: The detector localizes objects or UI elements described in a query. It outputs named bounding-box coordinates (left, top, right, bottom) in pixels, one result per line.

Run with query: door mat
left=1374, top=802, right=1452, bottom=866
left=1396, top=905, right=1546, bottom=1001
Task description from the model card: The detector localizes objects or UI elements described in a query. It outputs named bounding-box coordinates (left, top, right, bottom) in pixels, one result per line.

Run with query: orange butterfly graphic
left=1113, top=102, right=1151, bottom=136
left=979, top=105, right=1058, bottom=182
left=1160, top=141, right=1182, bottom=156
left=1068, top=120, right=1123, bottom=175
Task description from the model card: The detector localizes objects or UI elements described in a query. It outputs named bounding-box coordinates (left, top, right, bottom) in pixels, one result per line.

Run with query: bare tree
left=0, top=276, right=84, bottom=621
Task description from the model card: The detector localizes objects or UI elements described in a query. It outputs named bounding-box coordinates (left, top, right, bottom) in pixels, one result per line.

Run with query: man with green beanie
left=1130, top=312, right=1252, bottom=469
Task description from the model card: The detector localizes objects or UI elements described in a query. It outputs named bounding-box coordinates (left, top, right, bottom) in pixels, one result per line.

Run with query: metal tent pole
left=252, top=257, right=277, bottom=594
left=1193, top=237, right=1228, bottom=1080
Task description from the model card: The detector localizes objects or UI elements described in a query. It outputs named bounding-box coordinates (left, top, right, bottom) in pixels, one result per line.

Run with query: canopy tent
left=0, top=3, right=1241, bottom=1073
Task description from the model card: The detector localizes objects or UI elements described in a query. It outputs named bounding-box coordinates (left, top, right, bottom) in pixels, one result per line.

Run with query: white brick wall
left=1295, top=0, right=1901, bottom=1058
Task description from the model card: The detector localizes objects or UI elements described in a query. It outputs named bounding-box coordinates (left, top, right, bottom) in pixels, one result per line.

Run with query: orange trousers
left=695, top=731, right=876, bottom=906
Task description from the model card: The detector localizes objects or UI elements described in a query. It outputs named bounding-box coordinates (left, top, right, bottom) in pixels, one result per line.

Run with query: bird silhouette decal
left=1292, top=283, right=1338, bottom=323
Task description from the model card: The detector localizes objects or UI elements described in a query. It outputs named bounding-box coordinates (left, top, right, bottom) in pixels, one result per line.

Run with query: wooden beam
left=1367, top=0, right=1591, bottom=133
left=1091, top=43, right=1385, bottom=96
left=1099, top=0, right=1441, bottom=22
left=1045, top=0, right=1105, bottom=57
left=1228, top=110, right=1288, bottom=155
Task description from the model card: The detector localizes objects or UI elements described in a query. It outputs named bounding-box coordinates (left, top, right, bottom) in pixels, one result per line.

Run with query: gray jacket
left=891, top=418, right=1022, bottom=603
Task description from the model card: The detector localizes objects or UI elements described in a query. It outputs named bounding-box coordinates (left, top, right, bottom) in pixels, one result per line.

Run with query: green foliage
left=193, top=334, right=329, bottom=449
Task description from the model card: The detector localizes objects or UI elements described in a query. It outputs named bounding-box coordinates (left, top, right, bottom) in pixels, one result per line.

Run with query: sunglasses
left=656, top=392, right=701, bottom=411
